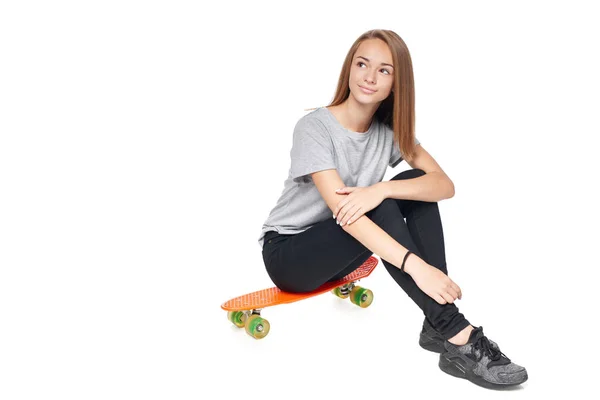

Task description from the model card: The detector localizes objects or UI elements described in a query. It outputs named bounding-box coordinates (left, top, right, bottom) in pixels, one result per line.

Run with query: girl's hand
left=333, top=184, right=385, bottom=226
left=409, top=262, right=462, bottom=304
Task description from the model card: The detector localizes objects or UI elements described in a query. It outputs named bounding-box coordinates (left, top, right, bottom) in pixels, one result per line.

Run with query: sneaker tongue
left=467, top=326, right=485, bottom=344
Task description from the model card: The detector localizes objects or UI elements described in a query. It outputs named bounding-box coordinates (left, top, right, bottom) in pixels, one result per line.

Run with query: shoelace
left=472, top=329, right=511, bottom=365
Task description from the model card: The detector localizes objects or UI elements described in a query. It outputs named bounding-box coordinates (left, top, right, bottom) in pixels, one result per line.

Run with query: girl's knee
left=370, top=198, right=404, bottom=222
left=375, top=198, right=400, bottom=212
left=391, top=168, right=426, bottom=181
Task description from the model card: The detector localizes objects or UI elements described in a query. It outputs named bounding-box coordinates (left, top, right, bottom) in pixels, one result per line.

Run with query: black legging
left=261, top=168, right=471, bottom=340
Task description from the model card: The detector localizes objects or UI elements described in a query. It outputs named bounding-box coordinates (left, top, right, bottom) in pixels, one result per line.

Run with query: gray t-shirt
left=257, top=106, right=420, bottom=249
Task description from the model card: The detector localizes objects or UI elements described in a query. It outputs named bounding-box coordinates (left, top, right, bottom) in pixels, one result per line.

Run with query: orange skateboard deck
left=221, top=256, right=378, bottom=339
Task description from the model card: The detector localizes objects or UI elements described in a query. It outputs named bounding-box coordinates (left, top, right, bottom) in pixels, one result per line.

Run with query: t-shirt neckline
left=320, top=107, right=376, bottom=138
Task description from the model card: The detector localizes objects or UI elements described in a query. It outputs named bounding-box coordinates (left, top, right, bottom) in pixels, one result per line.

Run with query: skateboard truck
left=331, top=282, right=354, bottom=298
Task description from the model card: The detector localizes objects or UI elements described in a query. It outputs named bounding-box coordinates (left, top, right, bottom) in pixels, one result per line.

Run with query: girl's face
left=349, top=38, right=395, bottom=104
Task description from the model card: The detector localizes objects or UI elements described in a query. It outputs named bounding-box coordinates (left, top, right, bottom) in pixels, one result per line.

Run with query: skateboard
left=221, top=256, right=379, bottom=339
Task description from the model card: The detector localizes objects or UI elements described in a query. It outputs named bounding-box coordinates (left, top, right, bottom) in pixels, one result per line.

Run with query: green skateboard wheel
left=245, top=314, right=270, bottom=339
left=227, top=310, right=246, bottom=328
left=350, top=286, right=373, bottom=308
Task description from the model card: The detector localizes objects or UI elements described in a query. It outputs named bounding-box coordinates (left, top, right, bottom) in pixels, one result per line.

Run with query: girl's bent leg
left=366, top=198, right=470, bottom=340
left=392, top=168, right=448, bottom=274
left=386, top=168, right=471, bottom=338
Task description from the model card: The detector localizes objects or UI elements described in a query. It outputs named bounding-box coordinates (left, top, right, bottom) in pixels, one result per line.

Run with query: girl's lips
left=359, top=85, right=376, bottom=94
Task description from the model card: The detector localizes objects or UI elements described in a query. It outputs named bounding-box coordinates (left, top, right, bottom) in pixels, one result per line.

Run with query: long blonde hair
left=306, top=29, right=418, bottom=162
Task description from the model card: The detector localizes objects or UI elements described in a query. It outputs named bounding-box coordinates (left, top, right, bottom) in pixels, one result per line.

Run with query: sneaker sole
left=439, top=353, right=528, bottom=389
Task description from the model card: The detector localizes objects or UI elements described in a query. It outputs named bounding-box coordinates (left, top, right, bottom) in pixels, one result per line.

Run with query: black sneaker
left=419, top=317, right=446, bottom=353
left=438, top=326, right=528, bottom=389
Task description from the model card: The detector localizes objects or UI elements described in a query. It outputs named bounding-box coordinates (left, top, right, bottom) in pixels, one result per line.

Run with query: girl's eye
left=357, top=62, right=390, bottom=75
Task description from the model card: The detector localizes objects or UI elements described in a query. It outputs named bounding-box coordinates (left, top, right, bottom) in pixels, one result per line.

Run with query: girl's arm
left=381, top=144, right=455, bottom=202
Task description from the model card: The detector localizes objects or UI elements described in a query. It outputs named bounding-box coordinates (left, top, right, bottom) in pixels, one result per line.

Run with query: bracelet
left=401, top=251, right=412, bottom=273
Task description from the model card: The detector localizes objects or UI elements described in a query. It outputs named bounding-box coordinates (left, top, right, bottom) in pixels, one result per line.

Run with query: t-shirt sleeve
left=289, top=117, right=337, bottom=183
left=389, top=136, right=421, bottom=168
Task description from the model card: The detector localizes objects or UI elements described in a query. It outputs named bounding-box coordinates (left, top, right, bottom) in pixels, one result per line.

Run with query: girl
left=258, top=29, right=527, bottom=389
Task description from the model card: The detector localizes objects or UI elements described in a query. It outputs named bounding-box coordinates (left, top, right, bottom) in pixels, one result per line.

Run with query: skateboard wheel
left=245, top=314, right=270, bottom=339
left=227, top=311, right=246, bottom=328
left=350, top=286, right=373, bottom=308
left=331, top=287, right=350, bottom=299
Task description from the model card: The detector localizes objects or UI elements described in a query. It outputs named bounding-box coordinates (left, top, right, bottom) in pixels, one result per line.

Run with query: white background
left=1, top=0, right=598, bottom=398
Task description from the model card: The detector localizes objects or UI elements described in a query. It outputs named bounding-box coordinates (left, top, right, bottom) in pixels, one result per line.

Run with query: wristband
left=401, top=251, right=412, bottom=273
